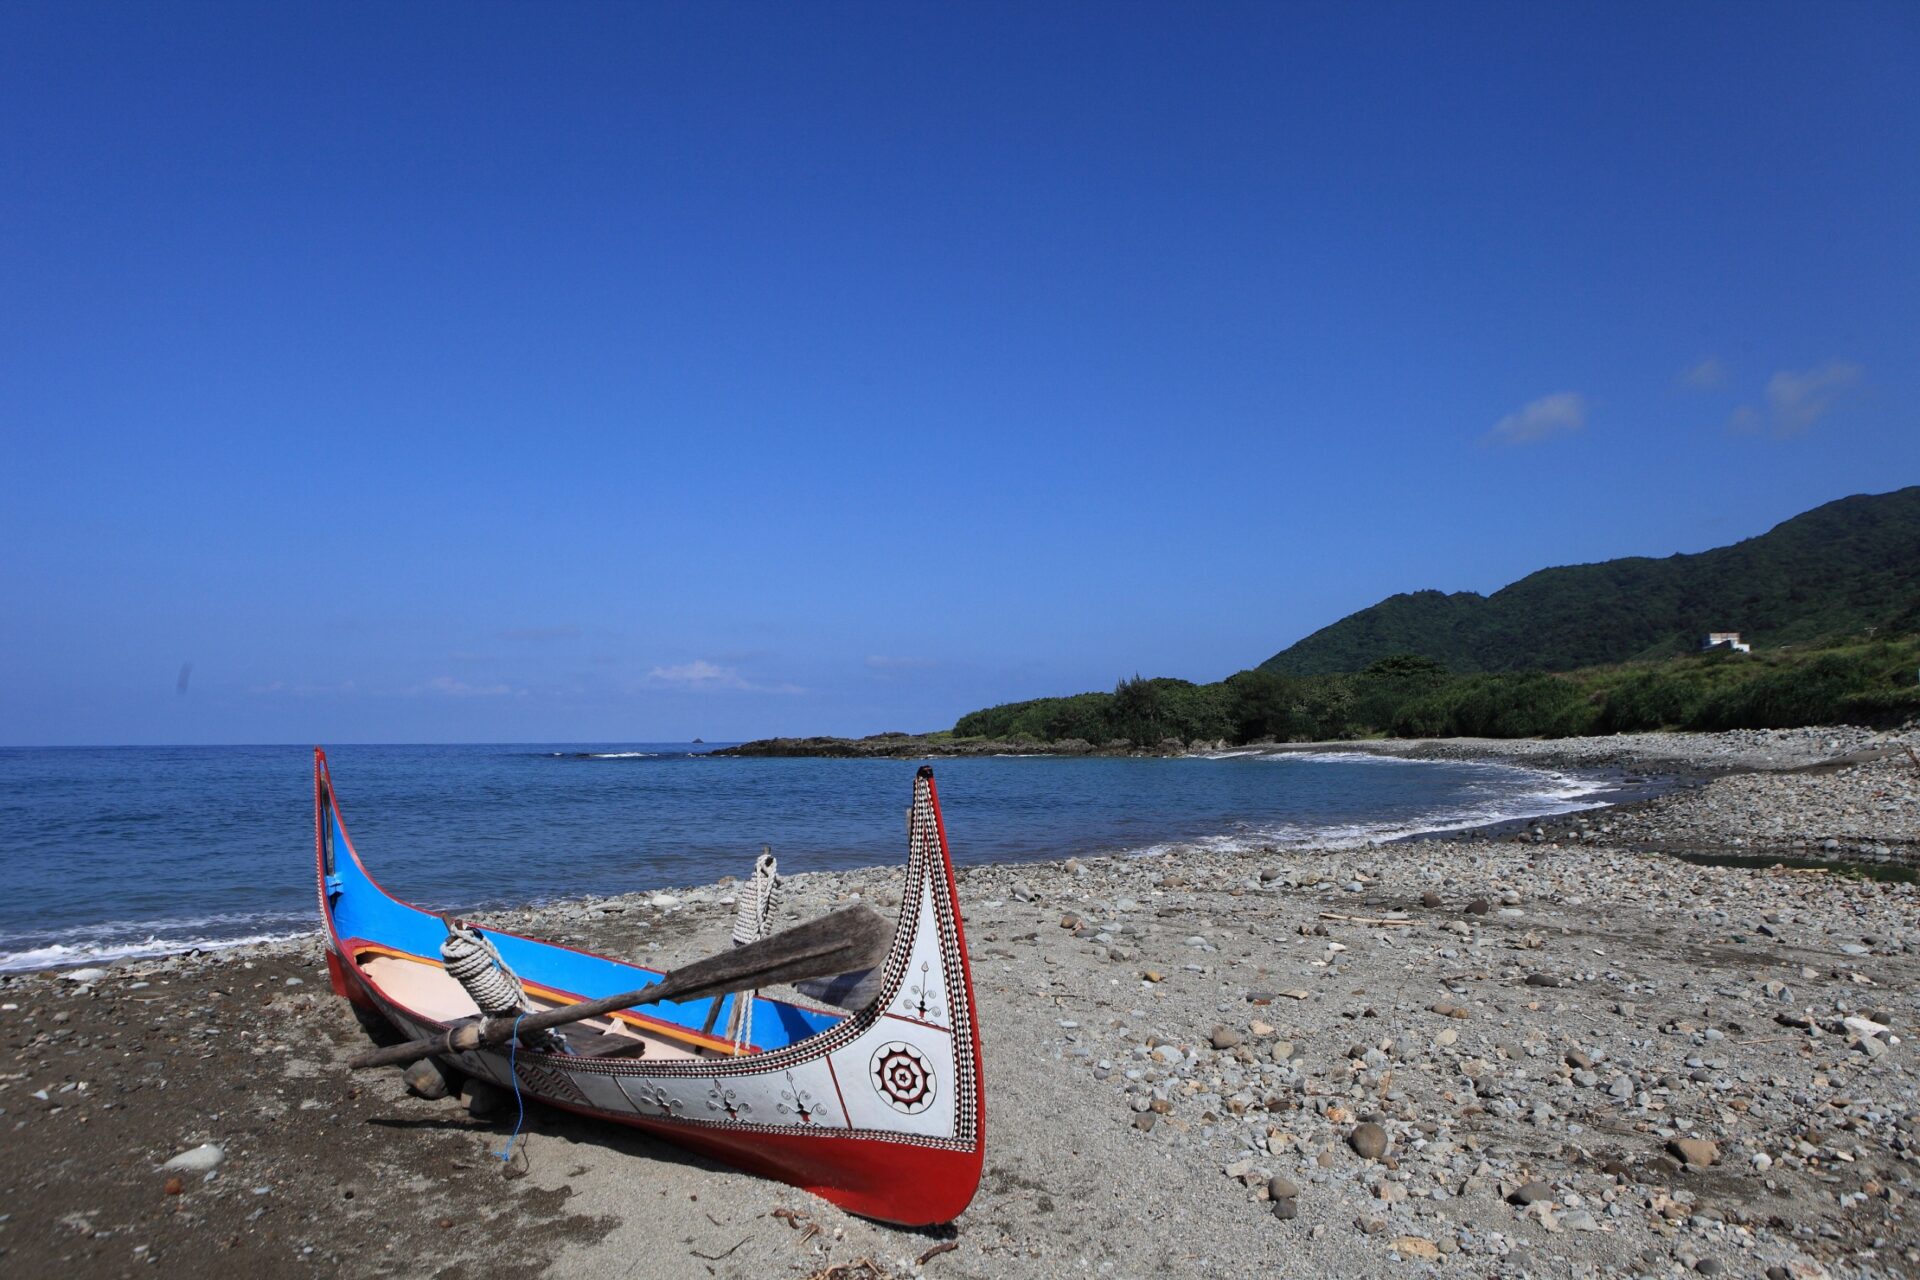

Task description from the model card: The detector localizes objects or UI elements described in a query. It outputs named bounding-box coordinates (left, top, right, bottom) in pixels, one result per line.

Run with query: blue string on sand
left=498, top=1012, right=527, bottom=1164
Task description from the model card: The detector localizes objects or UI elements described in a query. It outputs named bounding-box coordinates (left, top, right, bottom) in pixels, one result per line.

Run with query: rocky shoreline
left=3, top=726, right=1916, bottom=1278
left=714, top=723, right=1914, bottom=769
left=709, top=732, right=1156, bottom=758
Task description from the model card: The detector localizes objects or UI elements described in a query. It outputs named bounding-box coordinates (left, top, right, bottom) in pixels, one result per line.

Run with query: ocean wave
left=0, top=908, right=316, bottom=974
left=0, top=929, right=311, bottom=974
left=1117, top=764, right=1614, bottom=859
left=1236, top=748, right=1542, bottom=770
left=547, top=751, right=661, bottom=759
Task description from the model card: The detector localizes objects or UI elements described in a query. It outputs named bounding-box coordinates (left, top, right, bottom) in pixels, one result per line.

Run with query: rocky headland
left=710, top=732, right=1156, bottom=758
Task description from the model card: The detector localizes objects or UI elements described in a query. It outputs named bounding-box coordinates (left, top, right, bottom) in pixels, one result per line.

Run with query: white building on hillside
left=1701, top=631, right=1752, bottom=653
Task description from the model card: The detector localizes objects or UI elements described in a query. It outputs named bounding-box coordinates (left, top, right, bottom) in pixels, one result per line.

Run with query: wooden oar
left=348, top=904, right=892, bottom=1071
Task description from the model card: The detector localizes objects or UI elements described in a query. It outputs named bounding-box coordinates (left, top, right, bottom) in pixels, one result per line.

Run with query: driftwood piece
left=401, top=1056, right=454, bottom=1099
left=349, top=905, right=892, bottom=1071
left=917, top=1239, right=960, bottom=1265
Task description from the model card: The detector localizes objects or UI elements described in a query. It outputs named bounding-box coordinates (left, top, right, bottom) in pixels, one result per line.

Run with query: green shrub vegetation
left=951, top=637, right=1920, bottom=747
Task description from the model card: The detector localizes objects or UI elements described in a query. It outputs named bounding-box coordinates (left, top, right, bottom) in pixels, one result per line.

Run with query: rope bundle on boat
left=724, top=849, right=781, bottom=1048
left=731, top=848, right=782, bottom=945
left=441, top=919, right=565, bottom=1052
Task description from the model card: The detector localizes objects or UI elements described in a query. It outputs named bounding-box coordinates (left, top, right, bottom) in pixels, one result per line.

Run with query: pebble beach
left=4, top=727, right=1917, bottom=1279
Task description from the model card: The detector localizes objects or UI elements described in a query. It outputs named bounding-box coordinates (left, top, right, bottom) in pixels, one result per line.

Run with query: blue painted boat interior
left=324, top=805, right=843, bottom=1051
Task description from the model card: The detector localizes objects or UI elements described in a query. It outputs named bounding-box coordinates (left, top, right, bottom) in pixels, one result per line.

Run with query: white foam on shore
left=1121, top=751, right=1615, bottom=858
left=0, top=908, right=316, bottom=974
left=0, top=930, right=310, bottom=974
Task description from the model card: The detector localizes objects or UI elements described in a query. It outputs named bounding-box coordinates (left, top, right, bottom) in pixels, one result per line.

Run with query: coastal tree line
left=952, top=637, right=1920, bottom=746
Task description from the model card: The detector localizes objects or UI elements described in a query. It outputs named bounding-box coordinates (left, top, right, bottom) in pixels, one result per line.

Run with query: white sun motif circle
left=869, top=1041, right=937, bottom=1114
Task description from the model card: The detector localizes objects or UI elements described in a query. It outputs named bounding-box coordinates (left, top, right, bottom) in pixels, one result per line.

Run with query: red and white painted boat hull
left=314, top=750, right=985, bottom=1226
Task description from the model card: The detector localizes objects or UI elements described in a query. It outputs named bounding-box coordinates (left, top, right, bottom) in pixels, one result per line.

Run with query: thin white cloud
left=1765, top=361, right=1862, bottom=435
left=1680, top=357, right=1727, bottom=390
left=1725, top=360, right=1864, bottom=438
left=648, top=660, right=804, bottom=695
left=1483, top=392, right=1588, bottom=446
left=500, top=625, right=582, bottom=642
left=248, top=679, right=360, bottom=697
left=422, top=675, right=513, bottom=697
left=649, top=660, right=749, bottom=689
left=865, top=655, right=937, bottom=671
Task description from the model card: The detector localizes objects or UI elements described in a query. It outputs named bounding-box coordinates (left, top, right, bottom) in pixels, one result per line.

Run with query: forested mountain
left=1260, top=487, right=1920, bottom=675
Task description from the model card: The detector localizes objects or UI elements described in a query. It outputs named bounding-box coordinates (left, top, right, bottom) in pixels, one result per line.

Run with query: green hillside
left=1261, top=486, right=1920, bottom=675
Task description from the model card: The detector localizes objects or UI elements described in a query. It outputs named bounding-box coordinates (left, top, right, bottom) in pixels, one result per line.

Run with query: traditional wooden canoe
left=313, top=748, right=985, bottom=1225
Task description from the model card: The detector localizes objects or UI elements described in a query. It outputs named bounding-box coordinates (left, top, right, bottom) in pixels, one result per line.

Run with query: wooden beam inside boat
left=348, top=903, right=892, bottom=1071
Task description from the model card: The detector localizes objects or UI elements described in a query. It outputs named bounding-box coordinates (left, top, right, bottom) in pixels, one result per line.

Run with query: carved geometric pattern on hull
left=516, top=1059, right=590, bottom=1108
left=870, top=1040, right=937, bottom=1114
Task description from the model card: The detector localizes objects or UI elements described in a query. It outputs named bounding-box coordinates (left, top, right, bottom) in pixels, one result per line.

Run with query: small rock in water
left=1348, top=1122, right=1389, bottom=1160
left=161, top=1144, right=225, bottom=1174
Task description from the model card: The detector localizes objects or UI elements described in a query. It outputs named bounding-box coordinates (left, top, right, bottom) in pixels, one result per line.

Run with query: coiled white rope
left=441, top=918, right=562, bottom=1053
left=725, top=849, right=780, bottom=1050
left=442, top=920, right=532, bottom=1017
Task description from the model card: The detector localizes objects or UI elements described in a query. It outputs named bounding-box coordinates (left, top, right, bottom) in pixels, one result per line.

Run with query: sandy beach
left=4, top=727, right=1916, bottom=1279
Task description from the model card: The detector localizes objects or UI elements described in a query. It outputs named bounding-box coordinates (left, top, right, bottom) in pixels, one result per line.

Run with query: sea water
left=0, top=743, right=1613, bottom=971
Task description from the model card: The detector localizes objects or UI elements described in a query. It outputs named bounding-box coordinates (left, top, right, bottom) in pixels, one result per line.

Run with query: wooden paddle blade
left=639, top=904, right=892, bottom=1007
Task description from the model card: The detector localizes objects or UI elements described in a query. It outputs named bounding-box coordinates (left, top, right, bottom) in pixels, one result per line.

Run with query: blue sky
left=3, top=3, right=1916, bottom=746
